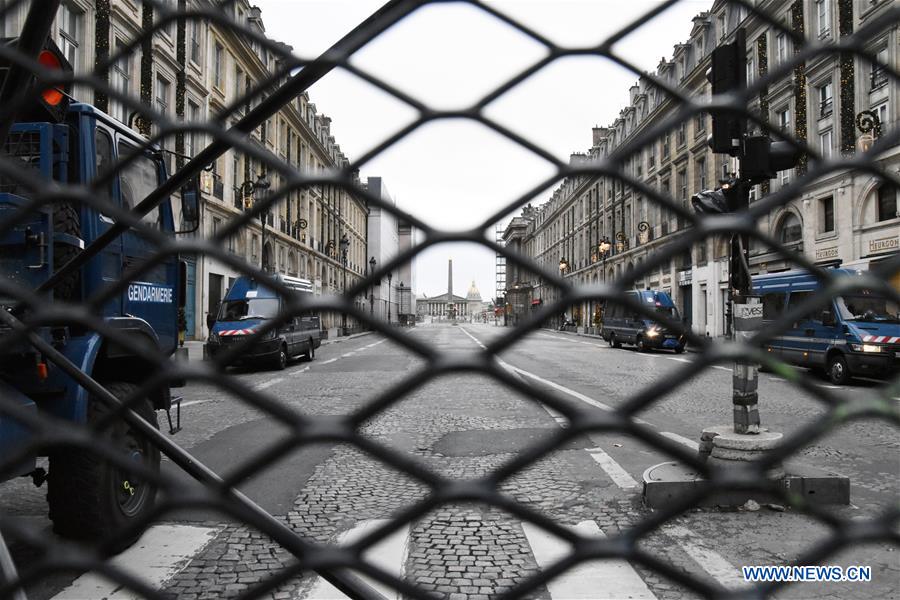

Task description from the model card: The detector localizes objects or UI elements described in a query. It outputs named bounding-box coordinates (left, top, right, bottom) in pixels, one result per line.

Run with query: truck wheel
left=47, top=382, right=160, bottom=551
left=52, top=203, right=82, bottom=301
left=827, top=353, right=851, bottom=385
left=609, top=332, right=621, bottom=348
left=274, top=345, right=288, bottom=370
left=301, top=338, right=315, bottom=362
left=636, top=336, right=648, bottom=352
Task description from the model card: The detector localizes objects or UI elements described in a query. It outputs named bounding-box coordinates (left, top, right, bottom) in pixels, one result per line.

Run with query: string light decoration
left=838, top=0, right=856, bottom=155
left=175, top=0, right=187, bottom=170
left=93, top=0, right=110, bottom=112
left=138, top=2, right=154, bottom=135
left=791, top=1, right=807, bottom=175
left=757, top=35, right=770, bottom=197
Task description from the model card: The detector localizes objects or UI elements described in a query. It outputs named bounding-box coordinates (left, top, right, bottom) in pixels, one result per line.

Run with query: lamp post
left=387, top=271, right=392, bottom=324
left=339, top=234, right=349, bottom=335
left=240, top=172, right=270, bottom=272
left=399, top=281, right=405, bottom=326
left=559, top=257, right=569, bottom=328
left=369, top=256, right=376, bottom=321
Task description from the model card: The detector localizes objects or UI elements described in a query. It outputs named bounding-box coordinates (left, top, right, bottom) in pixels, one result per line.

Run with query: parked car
left=601, top=290, right=686, bottom=352
left=753, top=268, right=899, bottom=384
left=205, top=275, right=321, bottom=370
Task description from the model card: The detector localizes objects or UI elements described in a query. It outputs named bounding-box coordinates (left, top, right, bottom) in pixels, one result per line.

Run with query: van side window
left=787, top=291, right=818, bottom=322
left=762, top=293, right=785, bottom=320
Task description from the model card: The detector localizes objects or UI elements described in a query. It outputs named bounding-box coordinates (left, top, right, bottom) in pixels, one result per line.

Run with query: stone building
left=504, top=0, right=898, bottom=337
left=1, top=1, right=370, bottom=339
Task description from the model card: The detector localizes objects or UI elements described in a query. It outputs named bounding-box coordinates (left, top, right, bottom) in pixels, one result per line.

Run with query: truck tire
left=47, top=382, right=160, bottom=551
left=826, top=353, right=851, bottom=386
left=301, top=338, right=315, bottom=362
left=274, top=344, right=288, bottom=370
left=52, top=203, right=82, bottom=301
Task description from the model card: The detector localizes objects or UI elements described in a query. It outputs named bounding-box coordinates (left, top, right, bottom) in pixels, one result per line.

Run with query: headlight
left=645, top=327, right=660, bottom=338
left=850, top=343, right=881, bottom=353
left=260, top=328, right=276, bottom=340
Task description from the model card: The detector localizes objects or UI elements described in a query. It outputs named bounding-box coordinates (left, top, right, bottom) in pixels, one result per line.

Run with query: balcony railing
left=871, top=67, right=888, bottom=91
left=212, top=173, right=224, bottom=200
left=819, top=98, right=833, bottom=118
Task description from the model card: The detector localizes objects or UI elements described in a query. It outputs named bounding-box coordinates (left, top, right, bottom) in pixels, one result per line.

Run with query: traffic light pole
left=728, top=181, right=760, bottom=435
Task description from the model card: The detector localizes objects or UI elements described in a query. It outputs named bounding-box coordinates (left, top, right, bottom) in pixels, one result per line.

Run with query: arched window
left=778, top=212, right=802, bottom=244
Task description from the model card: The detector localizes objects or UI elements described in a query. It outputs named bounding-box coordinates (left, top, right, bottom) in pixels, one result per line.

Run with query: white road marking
left=305, top=520, right=409, bottom=600
left=181, top=397, right=214, bottom=408
left=768, top=377, right=786, bottom=382
left=521, top=520, right=656, bottom=600
left=254, top=377, right=284, bottom=390
left=659, top=431, right=700, bottom=451
left=817, top=384, right=841, bottom=390
left=290, top=366, right=311, bottom=376
left=584, top=447, right=639, bottom=489
left=661, top=524, right=745, bottom=590
left=321, top=358, right=338, bottom=364
left=712, top=366, right=732, bottom=372
left=342, top=352, right=356, bottom=358
left=52, top=525, right=219, bottom=599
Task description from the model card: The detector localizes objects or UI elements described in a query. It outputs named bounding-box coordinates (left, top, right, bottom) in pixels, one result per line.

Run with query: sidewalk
left=179, top=330, right=374, bottom=362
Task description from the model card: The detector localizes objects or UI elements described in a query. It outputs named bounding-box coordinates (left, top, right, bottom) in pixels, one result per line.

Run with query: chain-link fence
left=0, top=0, right=899, bottom=598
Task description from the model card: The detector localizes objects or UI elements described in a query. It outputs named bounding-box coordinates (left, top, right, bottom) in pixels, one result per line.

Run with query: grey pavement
left=2, top=324, right=897, bottom=600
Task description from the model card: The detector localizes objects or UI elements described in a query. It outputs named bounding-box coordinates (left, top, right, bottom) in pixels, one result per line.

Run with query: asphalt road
left=1, top=323, right=897, bottom=600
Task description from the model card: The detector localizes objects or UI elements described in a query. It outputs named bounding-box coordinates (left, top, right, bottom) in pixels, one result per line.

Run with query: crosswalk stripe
left=305, top=520, right=409, bottom=600
left=584, top=448, right=639, bottom=489
left=659, top=431, right=700, bottom=451
left=521, top=520, right=656, bottom=599
left=661, top=525, right=745, bottom=590
left=52, top=525, right=219, bottom=599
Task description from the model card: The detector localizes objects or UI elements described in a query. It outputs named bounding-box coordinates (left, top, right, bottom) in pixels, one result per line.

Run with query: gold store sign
left=869, top=237, right=899, bottom=254
left=815, top=247, right=839, bottom=260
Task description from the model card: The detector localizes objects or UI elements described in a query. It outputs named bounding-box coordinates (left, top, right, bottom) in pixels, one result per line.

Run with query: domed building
left=465, top=281, right=483, bottom=321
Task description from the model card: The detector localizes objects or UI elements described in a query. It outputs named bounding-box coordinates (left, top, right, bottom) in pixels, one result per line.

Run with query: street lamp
left=339, top=234, right=349, bottom=335
left=399, top=281, right=405, bottom=326
left=369, top=256, right=376, bottom=321
left=387, top=271, right=393, bottom=324
left=240, top=172, right=270, bottom=272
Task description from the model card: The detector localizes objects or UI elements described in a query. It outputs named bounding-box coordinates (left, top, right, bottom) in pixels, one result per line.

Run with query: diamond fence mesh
left=0, top=0, right=898, bottom=598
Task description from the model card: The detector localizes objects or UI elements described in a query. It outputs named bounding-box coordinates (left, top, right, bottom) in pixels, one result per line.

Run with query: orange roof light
left=38, top=49, right=64, bottom=106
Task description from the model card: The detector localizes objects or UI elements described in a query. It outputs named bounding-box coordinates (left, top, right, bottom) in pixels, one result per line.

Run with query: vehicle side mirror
left=177, top=176, right=200, bottom=233
left=821, top=310, right=836, bottom=327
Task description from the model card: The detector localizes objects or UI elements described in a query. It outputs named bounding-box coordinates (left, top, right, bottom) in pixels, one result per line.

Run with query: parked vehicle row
left=597, top=269, right=899, bottom=385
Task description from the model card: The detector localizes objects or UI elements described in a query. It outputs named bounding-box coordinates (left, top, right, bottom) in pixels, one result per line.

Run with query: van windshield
left=218, top=298, right=279, bottom=321
left=655, top=305, right=679, bottom=319
left=836, top=293, right=899, bottom=323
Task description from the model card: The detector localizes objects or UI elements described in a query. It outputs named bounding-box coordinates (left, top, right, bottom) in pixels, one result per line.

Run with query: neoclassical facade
left=504, top=0, right=898, bottom=336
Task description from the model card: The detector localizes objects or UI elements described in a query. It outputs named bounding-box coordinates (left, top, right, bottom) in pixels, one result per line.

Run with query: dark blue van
left=205, top=275, right=321, bottom=370
left=753, top=268, right=900, bottom=384
left=601, top=290, right=686, bottom=353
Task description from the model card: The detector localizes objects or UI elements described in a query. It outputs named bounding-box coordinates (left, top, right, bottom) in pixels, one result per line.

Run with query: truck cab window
left=94, top=129, right=114, bottom=201
left=118, top=143, right=161, bottom=229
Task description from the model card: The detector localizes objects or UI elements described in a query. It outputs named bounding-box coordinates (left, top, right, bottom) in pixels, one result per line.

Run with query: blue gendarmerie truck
left=0, top=38, right=198, bottom=547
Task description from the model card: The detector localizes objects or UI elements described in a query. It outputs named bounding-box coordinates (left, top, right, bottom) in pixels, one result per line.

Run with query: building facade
left=504, top=0, right=898, bottom=337
left=3, top=0, right=370, bottom=340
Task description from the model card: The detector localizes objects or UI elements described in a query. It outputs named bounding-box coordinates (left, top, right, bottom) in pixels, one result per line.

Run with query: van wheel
left=609, top=333, right=621, bottom=348
left=827, top=353, right=851, bottom=385
left=301, top=338, right=315, bottom=362
left=275, top=345, right=288, bottom=370
left=636, top=336, right=649, bottom=352
left=673, top=344, right=685, bottom=354
left=47, top=382, right=159, bottom=552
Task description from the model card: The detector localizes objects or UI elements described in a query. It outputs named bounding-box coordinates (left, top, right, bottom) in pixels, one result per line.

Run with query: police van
left=205, top=275, right=321, bottom=370
left=600, top=289, right=686, bottom=353
left=753, top=268, right=900, bottom=384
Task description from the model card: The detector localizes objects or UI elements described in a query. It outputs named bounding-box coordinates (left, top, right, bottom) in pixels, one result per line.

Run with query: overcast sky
left=254, top=0, right=711, bottom=302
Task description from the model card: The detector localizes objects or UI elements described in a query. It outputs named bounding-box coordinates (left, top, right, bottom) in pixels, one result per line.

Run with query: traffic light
left=0, top=37, right=73, bottom=122
left=739, top=136, right=804, bottom=184
left=706, top=29, right=746, bottom=156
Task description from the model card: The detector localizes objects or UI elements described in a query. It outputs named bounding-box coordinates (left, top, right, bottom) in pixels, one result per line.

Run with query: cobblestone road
left=3, top=324, right=897, bottom=600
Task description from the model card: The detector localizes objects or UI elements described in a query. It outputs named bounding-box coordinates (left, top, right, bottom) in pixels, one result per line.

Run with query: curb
left=320, top=331, right=373, bottom=346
